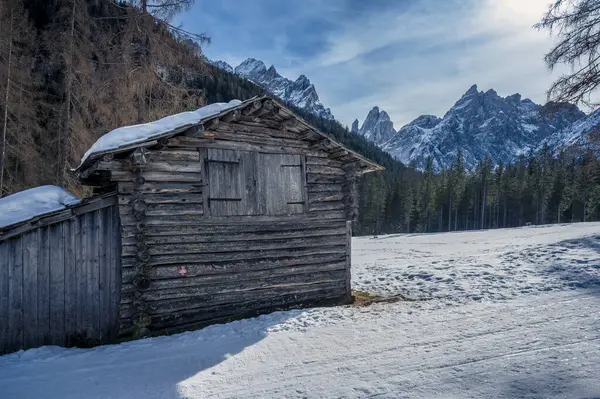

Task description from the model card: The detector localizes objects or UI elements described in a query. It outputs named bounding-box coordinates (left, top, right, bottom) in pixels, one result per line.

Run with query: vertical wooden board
left=283, top=154, right=304, bottom=214
left=76, top=213, right=88, bottom=338
left=300, top=155, right=308, bottom=210
left=63, top=218, right=78, bottom=344
left=0, top=241, right=10, bottom=354
left=88, top=211, right=101, bottom=341
left=241, top=151, right=259, bottom=215
left=107, top=206, right=118, bottom=340
left=49, top=223, right=66, bottom=346
left=37, top=227, right=51, bottom=346
left=261, top=153, right=286, bottom=215
left=198, top=147, right=209, bottom=217
left=225, top=152, right=239, bottom=215
left=207, top=148, right=242, bottom=216
left=228, top=148, right=242, bottom=216
left=255, top=152, right=267, bottom=215
left=7, top=238, right=24, bottom=353
left=261, top=153, right=305, bottom=215
left=98, top=208, right=109, bottom=341
left=22, top=230, right=39, bottom=348
left=114, top=206, right=123, bottom=338
left=345, top=221, right=352, bottom=301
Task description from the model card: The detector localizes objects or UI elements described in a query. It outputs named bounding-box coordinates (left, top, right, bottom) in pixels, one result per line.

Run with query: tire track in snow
left=199, top=293, right=600, bottom=398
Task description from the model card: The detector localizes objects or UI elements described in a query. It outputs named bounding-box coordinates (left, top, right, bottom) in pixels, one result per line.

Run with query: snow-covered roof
left=75, top=96, right=384, bottom=176
left=77, top=99, right=244, bottom=169
left=0, top=186, right=80, bottom=229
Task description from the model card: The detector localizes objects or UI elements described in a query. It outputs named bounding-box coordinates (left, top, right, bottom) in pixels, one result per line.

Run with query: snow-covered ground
left=1, top=223, right=599, bottom=399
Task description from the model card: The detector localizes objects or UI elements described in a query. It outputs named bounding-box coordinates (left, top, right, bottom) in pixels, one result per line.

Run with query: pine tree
left=451, top=150, right=466, bottom=230
left=417, top=157, right=435, bottom=232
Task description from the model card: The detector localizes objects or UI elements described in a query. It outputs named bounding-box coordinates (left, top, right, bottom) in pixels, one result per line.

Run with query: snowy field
left=1, top=223, right=599, bottom=399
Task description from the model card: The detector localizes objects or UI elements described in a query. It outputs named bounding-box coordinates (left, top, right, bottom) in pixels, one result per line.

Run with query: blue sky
left=178, top=0, right=564, bottom=128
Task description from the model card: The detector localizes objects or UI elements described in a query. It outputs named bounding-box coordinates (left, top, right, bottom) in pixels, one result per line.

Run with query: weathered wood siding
left=112, top=118, right=354, bottom=336
left=0, top=199, right=120, bottom=355
left=118, top=218, right=349, bottom=335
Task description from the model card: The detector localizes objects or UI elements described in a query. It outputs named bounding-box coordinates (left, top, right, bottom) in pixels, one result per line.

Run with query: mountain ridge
left=210, top=55, right=597, bottom=170
left=353, top=85, right=588, bottom=170
left=211, top=58, right=334, bottom=121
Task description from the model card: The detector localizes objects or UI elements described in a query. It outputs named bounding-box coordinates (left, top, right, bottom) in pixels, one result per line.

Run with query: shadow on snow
left=0, top=309, right=301, bottom=399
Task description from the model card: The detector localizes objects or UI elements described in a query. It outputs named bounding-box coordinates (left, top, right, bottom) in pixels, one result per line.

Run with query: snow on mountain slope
left=212, top=58, right=334, bottom=120
left=539, top=107, right=600, bottom=154
left=211, top=60, right=233, bottom=74
left=2, top=223, right=600, bottom=399
left=377, top=85, right=585, bottom=170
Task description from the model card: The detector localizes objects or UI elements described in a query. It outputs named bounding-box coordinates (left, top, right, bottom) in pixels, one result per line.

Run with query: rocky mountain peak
left=539, top=107, right=600, bottom=153
left=379, top=110, right=391, bottom=122
left=506, top=93, right=522, bottom=104
left=264, top=65, right=278, bottom=80
left=464, top=84, right=479, bottom=96
left=351, top=119, right=359, bottom=133
left=357, top=106, right=396, bottom=145
left=295, top=75, right=311, bottom=90
left=485, top=88, right=498, bottom=97
left=214, top=57, right=334, bottom=120
left=410, top=115, right=442, bottom=129
left=234, top=58, right=267, bottom=77
left=378, top=85, right=587, bottom=171
left=368, top=106, right=380, bottom=115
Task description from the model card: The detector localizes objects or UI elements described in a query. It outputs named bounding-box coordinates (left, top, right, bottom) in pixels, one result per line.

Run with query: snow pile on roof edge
left=78, top=99, right=243, bottom=167
left=0, top=186, right=80, bottom=229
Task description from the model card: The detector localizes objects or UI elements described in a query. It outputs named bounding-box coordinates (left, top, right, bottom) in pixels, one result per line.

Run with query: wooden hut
left=0, top=95, right=383, bottom=352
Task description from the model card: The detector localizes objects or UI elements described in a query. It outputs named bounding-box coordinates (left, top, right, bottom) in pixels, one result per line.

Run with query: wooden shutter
left=260, top=154, right=306, bottom=215
left=204, top=148, right=260, bottom=216
left=205, top=149, right=242, bottom=216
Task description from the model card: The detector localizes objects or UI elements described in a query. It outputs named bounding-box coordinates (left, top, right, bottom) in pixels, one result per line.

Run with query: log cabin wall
left=100, top=110, right=359, bottom=338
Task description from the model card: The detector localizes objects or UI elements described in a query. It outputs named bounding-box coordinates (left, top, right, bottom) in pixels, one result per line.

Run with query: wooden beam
left=78, top=161, right=101, bottom=179
left=221, top=109, right=240, bottom=123
left=282, top=118, right=298, bottom=130
left=153, top=137, right=171, bottom=149
left=328, top=148, right=349, bottom=160
left=242, top=100, right=262, bottom=116
left=342, top=160, right=362, bottom=172
left=182, top=124, right=205, bottom=137
left=297, top=130, right=318, bottom=141
left=255, top=100, right=274, bottom=117
left=208, top=118, right=220, bottom=130
left=309, top=138, right=334, bottom=150
left=129, top=148, right=147, bottom=165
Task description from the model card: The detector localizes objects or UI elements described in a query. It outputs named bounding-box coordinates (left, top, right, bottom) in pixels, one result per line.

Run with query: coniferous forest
left=0, top=0, right=599, bottom=235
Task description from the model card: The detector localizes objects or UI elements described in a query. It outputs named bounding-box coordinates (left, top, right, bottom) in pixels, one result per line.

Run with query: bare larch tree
left=535, top=0, right=600, bottom=107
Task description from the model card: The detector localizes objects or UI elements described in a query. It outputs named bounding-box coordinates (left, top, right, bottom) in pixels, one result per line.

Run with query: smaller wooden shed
left=0, top=96, right=383, bottom=353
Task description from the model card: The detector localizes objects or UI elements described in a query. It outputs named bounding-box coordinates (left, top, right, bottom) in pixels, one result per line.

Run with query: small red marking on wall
left=177, top=266, right=189, bottom=277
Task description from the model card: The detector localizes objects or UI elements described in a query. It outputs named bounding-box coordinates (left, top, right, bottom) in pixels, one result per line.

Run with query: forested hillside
left=1, top=0, right=599, bottom=235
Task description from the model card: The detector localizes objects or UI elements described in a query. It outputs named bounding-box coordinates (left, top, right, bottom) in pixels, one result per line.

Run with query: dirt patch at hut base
left=350, top=290, right=422, bottom=307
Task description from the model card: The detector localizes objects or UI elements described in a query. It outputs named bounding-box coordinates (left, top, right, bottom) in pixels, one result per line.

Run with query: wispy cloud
left=182, top=0, right=564, bottom=128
